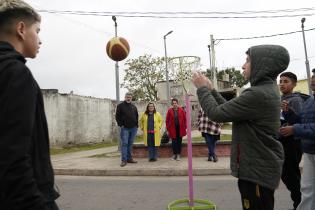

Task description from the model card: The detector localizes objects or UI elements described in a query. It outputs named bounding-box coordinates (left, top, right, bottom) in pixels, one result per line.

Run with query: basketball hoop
left=169, top=56, right=201, bottom=93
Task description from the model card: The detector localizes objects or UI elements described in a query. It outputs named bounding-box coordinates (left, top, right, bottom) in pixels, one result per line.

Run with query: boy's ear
left=16, top=21, right=27, bottom=41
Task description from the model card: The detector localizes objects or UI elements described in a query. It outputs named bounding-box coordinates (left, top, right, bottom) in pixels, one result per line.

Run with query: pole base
left=168, top=198, right=216, bottom=210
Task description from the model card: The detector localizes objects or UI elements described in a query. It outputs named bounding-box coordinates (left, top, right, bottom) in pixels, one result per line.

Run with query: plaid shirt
left=197, top=109, right=221, bottom=135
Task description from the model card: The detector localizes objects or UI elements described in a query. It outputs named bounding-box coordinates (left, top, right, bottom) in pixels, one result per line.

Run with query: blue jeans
left=297, top=153, right=315, bottom=210
left=120, top=127, right=137, bottom=161
left=148, top=146, right=157, bottom=159
left=203, top=133, right=217, bottom=157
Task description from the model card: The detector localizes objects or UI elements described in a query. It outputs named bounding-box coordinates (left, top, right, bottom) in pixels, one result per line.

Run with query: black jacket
left=115, top=101, right=138, bottom=128
left=0, top=42, right=59, bottom=210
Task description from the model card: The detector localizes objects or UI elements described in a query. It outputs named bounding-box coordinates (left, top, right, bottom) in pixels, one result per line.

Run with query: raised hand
left=192, top=71, right=213, bottom=90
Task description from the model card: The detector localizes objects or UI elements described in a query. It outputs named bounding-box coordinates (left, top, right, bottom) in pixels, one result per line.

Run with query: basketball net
left=169, top=56, right=201, bottom=94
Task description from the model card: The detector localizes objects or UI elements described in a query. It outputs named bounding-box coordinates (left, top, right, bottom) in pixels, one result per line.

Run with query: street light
left=112, top=16, right=121, bottom=151
left=112, top=16, right=119, bottom=102
left=301, top=17, right=312, bottom=95
left=164, top=30, right=173, bottom=102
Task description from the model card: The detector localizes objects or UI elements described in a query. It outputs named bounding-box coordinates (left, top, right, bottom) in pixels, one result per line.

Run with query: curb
left=54, top=168, right=231, bottom=176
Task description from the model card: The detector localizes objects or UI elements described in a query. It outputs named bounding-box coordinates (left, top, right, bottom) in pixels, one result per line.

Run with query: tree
left=217, top=67, right=248, bottom=88
left=121, top=54, right=165, bottom=101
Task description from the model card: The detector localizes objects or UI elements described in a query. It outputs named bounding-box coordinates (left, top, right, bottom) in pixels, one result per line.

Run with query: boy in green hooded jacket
left=192, top=45, right=289, bottom=210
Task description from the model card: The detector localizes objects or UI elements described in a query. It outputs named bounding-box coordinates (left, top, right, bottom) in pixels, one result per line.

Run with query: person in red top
left=166, top=98, right=187, bottom=161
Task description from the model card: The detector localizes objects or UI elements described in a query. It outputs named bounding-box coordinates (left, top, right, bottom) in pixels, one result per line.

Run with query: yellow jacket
left=139, top=112, right=163, bottom=146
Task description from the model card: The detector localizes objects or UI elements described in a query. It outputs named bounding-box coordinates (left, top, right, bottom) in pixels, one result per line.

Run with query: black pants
left=238, top=179, right=275, bottom=210
left=281, top=138, right=302, bottom=209
left=171, top=124, right=182, bottom=155
left=171, top=137, right=182, bottom=155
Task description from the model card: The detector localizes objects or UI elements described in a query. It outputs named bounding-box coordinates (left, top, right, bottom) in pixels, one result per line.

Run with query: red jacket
left=166, top=107, right=187, bottom=139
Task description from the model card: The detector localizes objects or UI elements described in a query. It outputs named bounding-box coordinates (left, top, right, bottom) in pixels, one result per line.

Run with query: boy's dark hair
left=312, top=68, right=315, bottom=73
left=0, top=0, right=40, bottom=36
left=280, top=72, right=297, bottom=83
left=171, top=98, right=178, bottom=104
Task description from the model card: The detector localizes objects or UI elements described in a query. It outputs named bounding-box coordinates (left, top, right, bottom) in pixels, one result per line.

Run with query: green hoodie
left=197, top=45, right=289, bottom=190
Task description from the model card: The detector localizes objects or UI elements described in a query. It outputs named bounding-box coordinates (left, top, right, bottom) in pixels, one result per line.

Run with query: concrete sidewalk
left=52, top=146, right=231, bottom=176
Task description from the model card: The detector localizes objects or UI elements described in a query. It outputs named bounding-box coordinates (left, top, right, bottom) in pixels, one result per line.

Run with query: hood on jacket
left=0, top=41, right=25, bottom=64
left=247, top=45, right=290, bottom=86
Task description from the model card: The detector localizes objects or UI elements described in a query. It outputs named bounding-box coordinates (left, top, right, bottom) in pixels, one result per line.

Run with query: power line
left=39, top=9, right=315, bottom=19
left=38, top=7, right=315, bottom=15
left=291, top=55, right=315, bottom=61
left=217, top=27, right=315, bottom=41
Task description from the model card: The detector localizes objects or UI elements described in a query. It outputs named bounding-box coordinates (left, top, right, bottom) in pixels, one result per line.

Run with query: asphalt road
left=55, top=175, right=292, bottom=210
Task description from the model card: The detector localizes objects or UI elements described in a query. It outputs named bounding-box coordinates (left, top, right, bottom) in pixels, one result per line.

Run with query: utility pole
left=112, top=16, right=121, bottom=151
left=163, top=30, right=173, bottom=102
left=207, top=45, right=212, bottom=80
left=301, top=17, right=312, bottom=95
left=210, top=35, right=218, bottom=89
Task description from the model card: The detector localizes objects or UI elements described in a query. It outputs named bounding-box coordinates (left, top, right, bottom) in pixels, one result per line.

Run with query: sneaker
left=208, top=156, right=213, bottom=161
left=213, top=155, right=218, bottom=162
left=149, top=158, right=154, bottom=162
left=120, top=161, right=127, bottom=167
left=127, top=159, right=137, bottom=163
left=176, top=155, right=181, bottom=161
left=170, top=155, right=177, bottom=160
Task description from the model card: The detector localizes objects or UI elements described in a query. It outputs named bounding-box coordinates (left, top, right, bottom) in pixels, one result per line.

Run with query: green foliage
left=217, top=67, right=248, bottom=88
left=205, top=68, right=218, bottom=80
left=121, top=54, right=165, bottom=101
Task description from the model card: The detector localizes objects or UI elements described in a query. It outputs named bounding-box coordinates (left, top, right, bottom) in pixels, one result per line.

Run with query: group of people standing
left=1, top=1, right=314, bottom=210
left=115, top=94, right=222, bottom=166
left=192, top=45, right=315, bottom=210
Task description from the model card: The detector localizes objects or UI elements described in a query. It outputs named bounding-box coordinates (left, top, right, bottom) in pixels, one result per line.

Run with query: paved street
left=55, top=175, right=292, bottom=210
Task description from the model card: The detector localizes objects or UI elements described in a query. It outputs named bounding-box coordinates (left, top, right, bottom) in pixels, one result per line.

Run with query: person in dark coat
left=280, top=68, right=315, bottom=210
left=0, top=1, right=59, bottom=209
left=278, top=72, right=305, bottom=210
left=115, top=92, right=139, bottom=167
left=193, top=45, right=289, bottom=210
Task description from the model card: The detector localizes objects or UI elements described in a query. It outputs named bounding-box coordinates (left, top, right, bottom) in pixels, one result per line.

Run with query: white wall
left=42, top=90, right=200, bottom=147
left=43, top=91, right=113, bottom=146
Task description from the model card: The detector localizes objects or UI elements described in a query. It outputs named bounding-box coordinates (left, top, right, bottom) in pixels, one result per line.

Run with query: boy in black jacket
left=0, top=0, right=59, bottom=209
left=279, top=72, right=306, bottom=210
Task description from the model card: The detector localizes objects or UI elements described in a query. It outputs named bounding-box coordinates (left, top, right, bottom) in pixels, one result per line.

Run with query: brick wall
left=132, top=141, right=231, bottom=158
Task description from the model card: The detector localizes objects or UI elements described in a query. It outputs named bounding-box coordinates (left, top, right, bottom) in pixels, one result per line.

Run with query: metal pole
left=210, top=35, right=218, bottom=89
left=112, top=16, right=120, bottom=101
left=301, top=18, right=312, bottom=95
left=164, top=30, right=173, bottom=102
left=185, top=94, right=194, bottom=207
left=112, top=16, right=121, bottom=151
left=207, top=45, right=212, bottom=80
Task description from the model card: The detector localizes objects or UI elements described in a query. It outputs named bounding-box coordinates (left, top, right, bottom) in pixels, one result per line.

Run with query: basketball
left=106, top=37, right=130, bottom=61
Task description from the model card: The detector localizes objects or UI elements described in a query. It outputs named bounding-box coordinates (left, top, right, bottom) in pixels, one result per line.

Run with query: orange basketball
left=106, top=37, right=130, bottom=61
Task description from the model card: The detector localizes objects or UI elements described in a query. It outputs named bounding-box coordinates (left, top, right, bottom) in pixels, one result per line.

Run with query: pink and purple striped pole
left=185, top=93, right=194, bottom=207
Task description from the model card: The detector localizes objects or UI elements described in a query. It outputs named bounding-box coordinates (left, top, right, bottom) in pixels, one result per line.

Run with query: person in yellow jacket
left=139, top=102, right=163, bottom=161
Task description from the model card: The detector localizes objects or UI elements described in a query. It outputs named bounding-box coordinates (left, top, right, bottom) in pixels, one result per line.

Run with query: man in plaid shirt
left=197, top=108, right=221, bottom=162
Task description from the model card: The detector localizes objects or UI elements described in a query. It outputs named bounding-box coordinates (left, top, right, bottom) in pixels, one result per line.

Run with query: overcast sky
left=25, top=0, right=315, bottom=100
